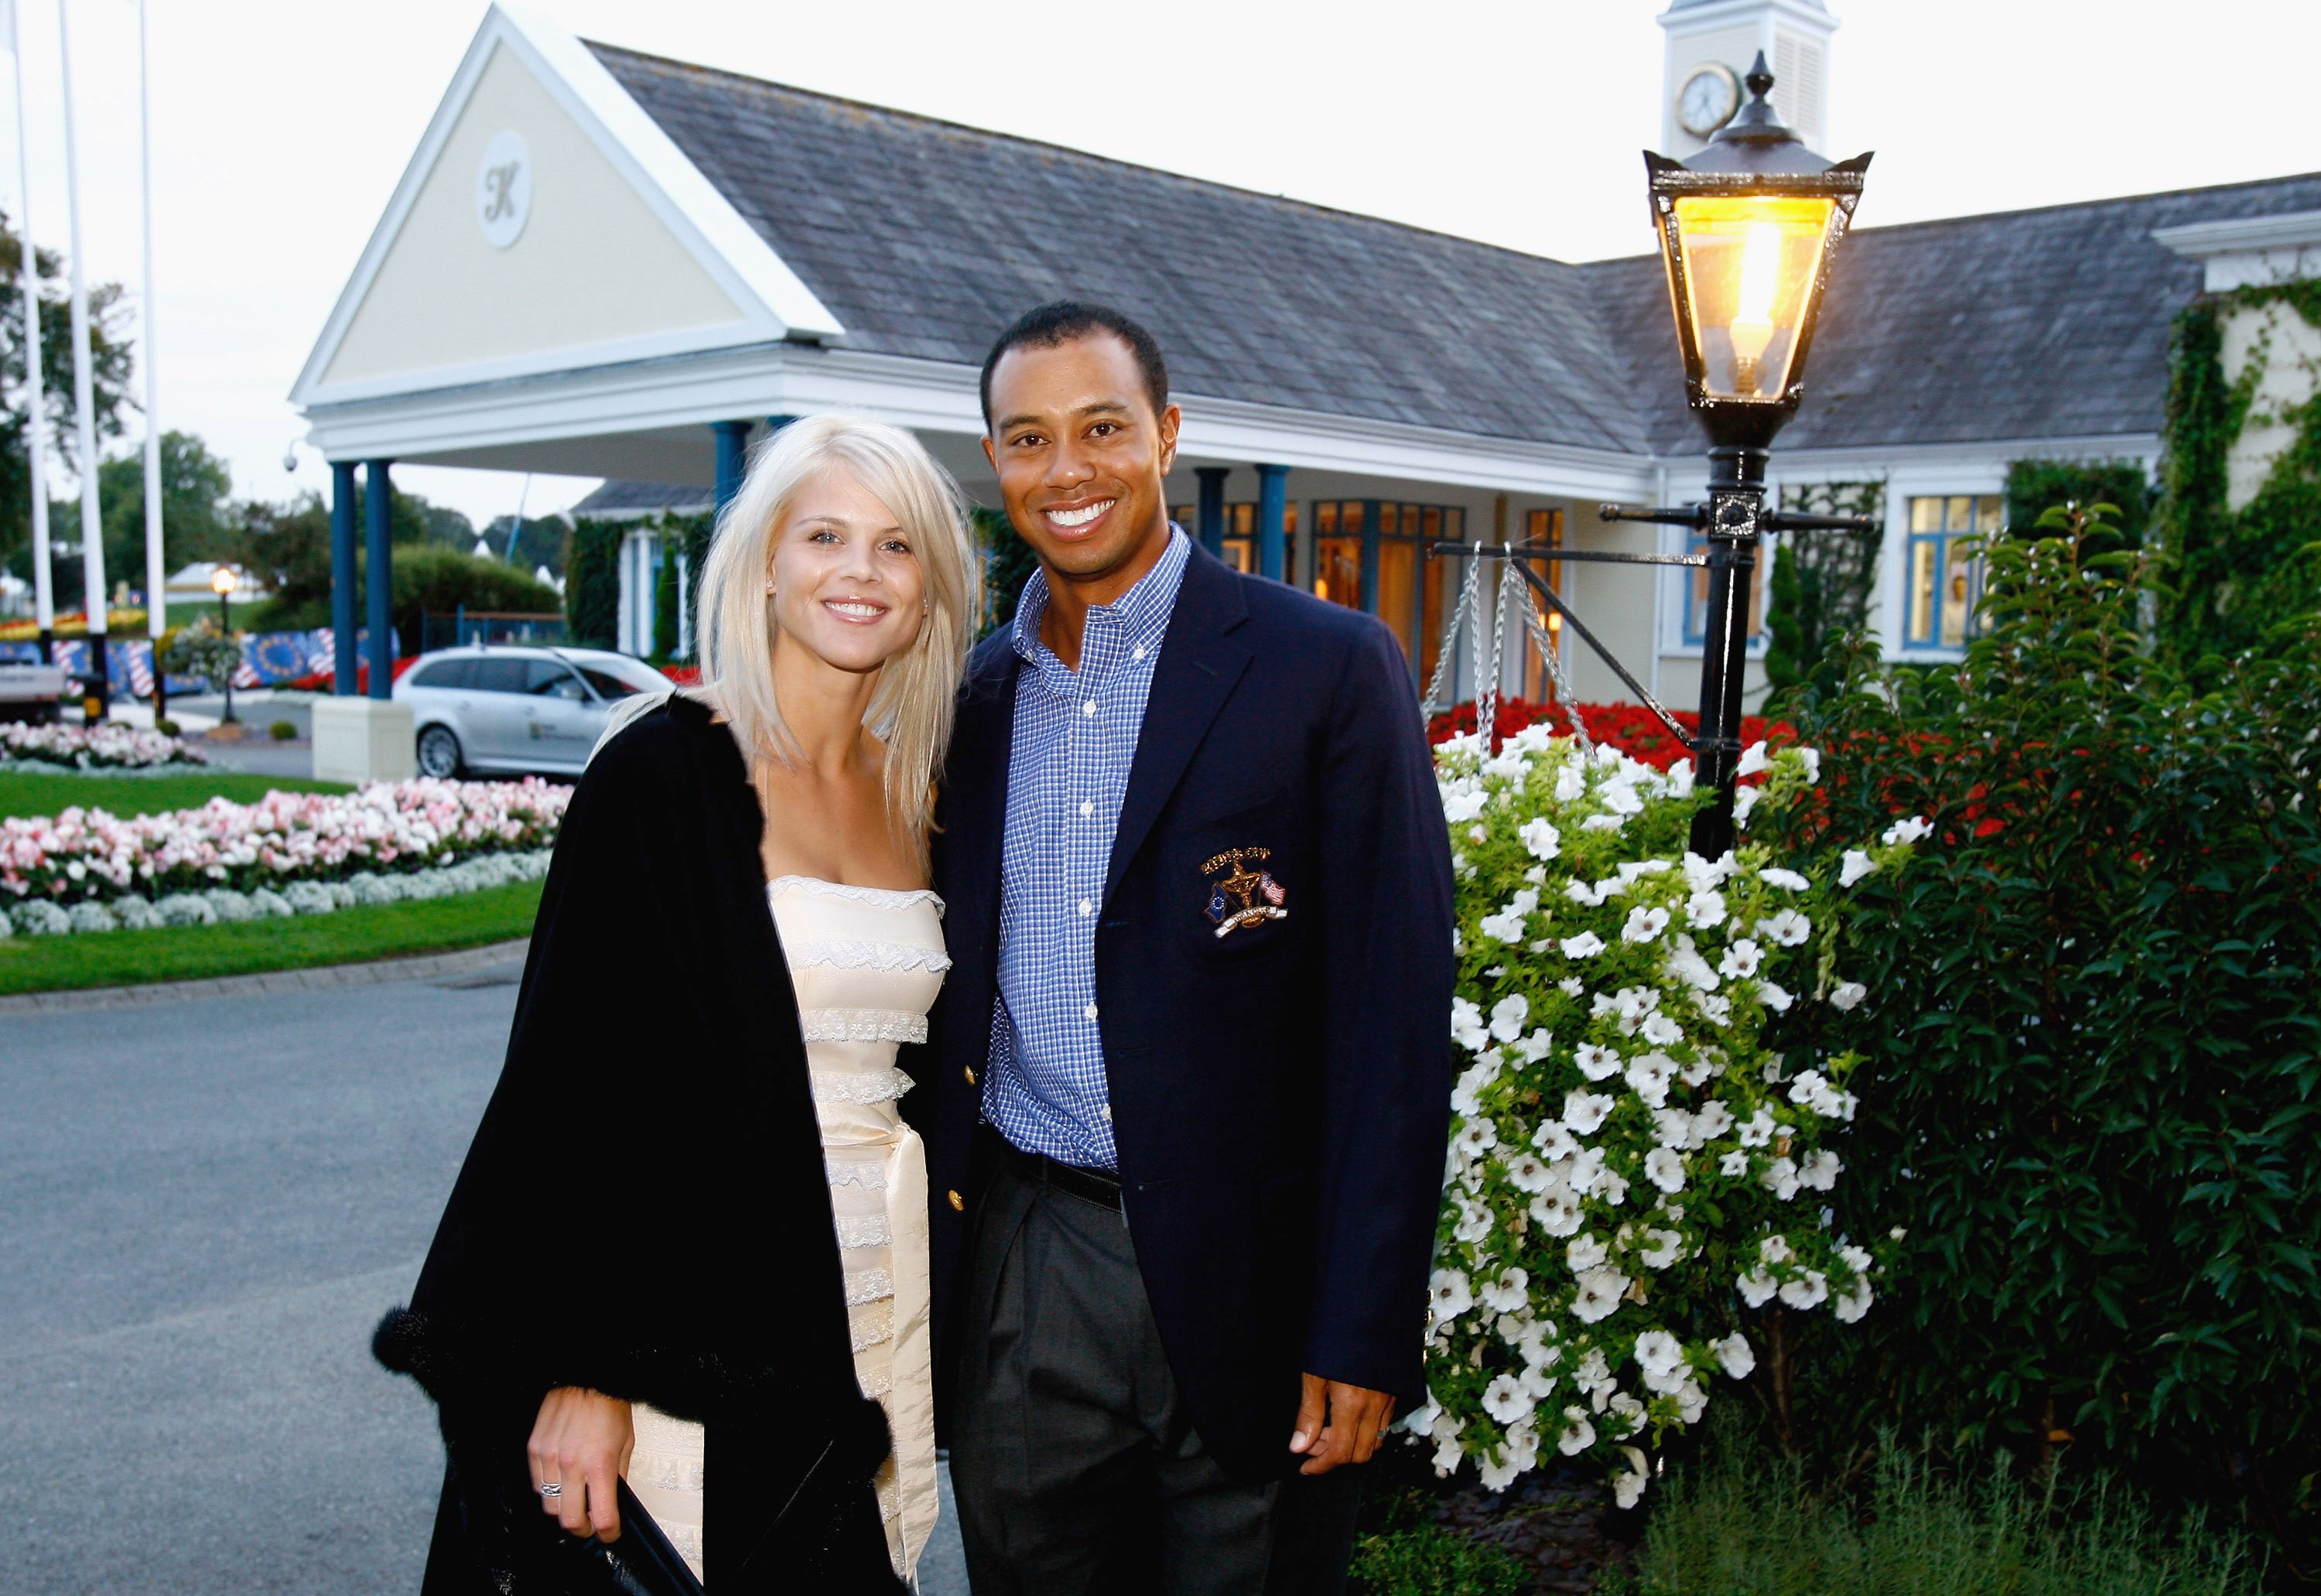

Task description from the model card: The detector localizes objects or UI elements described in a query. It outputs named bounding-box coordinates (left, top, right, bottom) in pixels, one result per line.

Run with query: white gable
left=292, top=5, right=843, bottom=408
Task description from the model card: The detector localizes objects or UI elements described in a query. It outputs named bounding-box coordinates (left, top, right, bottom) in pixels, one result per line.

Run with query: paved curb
left=0, top=938, right=532, bottom=1016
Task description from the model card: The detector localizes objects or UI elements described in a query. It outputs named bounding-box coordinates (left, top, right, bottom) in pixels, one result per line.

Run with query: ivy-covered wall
left=564, top=521, right=622, bottom=650
left=2155, top=279, right=2321, bottom=662
left=1766, top=480, right=1882, bottom=696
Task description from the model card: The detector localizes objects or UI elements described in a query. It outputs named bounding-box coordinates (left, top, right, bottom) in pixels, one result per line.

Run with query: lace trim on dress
left=844, top=1267, right=895, bottom=1306
left=858, top=1369, right=894, bottom=1399
left=800, top=1007, right=930, bottom=1045
left=631, top=1451, right=705, bottom=1495
left=849, top=1300, right=895, bottom=1352
left=767, top=875, right=947, bottom=918
left=812, top=1067, right=915, bottom=1106
left=836, top=1212, right=892, bottom=1249
left=826, top=1159, right=890, bottom=1191
left=787, top=939, right=953, bottom=976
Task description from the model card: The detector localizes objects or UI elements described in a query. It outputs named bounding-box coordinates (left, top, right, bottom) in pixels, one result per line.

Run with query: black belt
left=995, top=1134, right=1123, bottom=1211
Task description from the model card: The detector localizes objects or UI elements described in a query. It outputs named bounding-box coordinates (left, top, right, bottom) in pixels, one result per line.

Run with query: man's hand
left=528, top=1386, right=634, bottom=1542
left=1287, top=1373, right=1395, bottom=1475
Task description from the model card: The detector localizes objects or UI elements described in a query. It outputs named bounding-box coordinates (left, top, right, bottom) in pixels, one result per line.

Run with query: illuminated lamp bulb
left=1727, top=221, right=1783, bottom=395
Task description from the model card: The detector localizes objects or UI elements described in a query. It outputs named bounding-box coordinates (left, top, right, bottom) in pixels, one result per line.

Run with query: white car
left=392, top=646, right=673, bottom=778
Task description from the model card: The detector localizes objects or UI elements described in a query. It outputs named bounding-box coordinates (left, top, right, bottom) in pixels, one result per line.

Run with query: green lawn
left=0, top=879, right=542, bottom=996
left=0, top=771, right=348, bottom=821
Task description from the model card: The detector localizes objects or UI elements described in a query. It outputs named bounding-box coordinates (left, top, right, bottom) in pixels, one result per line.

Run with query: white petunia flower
left=1632, top=1329, right=1685, bottom=1386
left=1882, top=815, right=1932, bottom=846
left=1694, top=991, right=1733, bottom=1027
left=1762, top=1157, right=1802, bottom=1200
left=1519, top=816, right=1563, bottom=861
left=1643, top=1146, right=1687, bottom=1194
left=1558, top=976, right=1586, bottom=998
left=1597, top=1166, right=1631, bottom=1206
left=1505, top=1153, right=1553, bottom=1194
left=1557, top=1406, right=1596, bottom=1455
left=1478, top=888, right=1540, bottom=944
left=1758, top=980, right=1793, bottom=1013
left=1839, top=849, right=1878, bottom=887
left=1640, top=1012, right=1684, bottom=1047
left=1626, top=1053, right=1673, bottom=1109
left=1834, top=1276, right=1875, bottom=1323
left=1441, top=788, right=1487, bottom=822
left=1757, top=909, right=1812, bottom=947
left=1719, top=1149, right=1750, bottom=1177
left=1429, top=1268, right=1474, bottom=1321
left=1451, top=997, right=1489, bottom=1051
left=1453, top=1195, right=1493, bottom=1243
left=1734, top=785, right=1762, bottom=828
left=1560, top=930, right=1608, bottom=959
left=1720, top=938, right=1764, bottom=979
left=1489, top=993, right=1531, bottom=1042
left=1779, top=1270, right=1830, bottom=1310
left=1759, top=866, right=1810, bottom=890
left=1639, top=1227, right=1684, bottom=1270
left=1457, top=1118, right=1501, bottom=1156
left=1519, top=1362, right=1560, bottom=1402
left=1689, top=1100, right=1734, bottom=1144
left=1571, top=1267, right=1630, bottom=1323
left=1606, top=1393, right=1647, bottom=1437
left=1676, top=1376, right=1709, bottom=1423
left=1528, top=1182, right=1584, bottom=1236
left=1684, top=890, right=1727, bottom=929
left=1736, top=741, right=1768, bottom=777
left=1737, top=1109, right=1777, bottom=1148
left=1533, top=1121, right=1579, bottom=1160
left=1513, top=1027, right=1554, bottom=1063
left=1566, top=1232, right=1608, bottom=1272
left=1622, top=904, right=1672, bottom=944
left=1564, top=877, right=1612, bottom=907
left=1554, top=762, right=1586, bottom=801
left=1561, top=1090, right=1615, bottom=1135
left=1738, top=1266, right=1778, bottom=1307
left=1799, top=1149, right=1842, bottom=1191
left=1576, top=1042, right=1623, bottom=1081
left=1829, top=981, right=1868, bottom=1010
left=1480, top=1267, right=1532, bottom=1315
left=1797, top=747, right=1822, bottom=784
left=1714, top=1332, right=1755, bottom=1379
left=1651, top=1106, right=1690, bottom=1148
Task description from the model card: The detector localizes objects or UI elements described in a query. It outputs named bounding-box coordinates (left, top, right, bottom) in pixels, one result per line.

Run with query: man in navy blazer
left=918, top=302, right=1454, bottom=1594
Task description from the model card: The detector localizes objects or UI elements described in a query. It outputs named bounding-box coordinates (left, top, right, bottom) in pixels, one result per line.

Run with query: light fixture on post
left=1623, top=52, right=1873, bottom=859
left=210, top=565, right=239, bottom=726
left=1421, top=55, right=1873, bottom=860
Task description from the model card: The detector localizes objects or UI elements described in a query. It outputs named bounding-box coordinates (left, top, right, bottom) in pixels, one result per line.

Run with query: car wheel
left=416, top=724, right=465, bottom=778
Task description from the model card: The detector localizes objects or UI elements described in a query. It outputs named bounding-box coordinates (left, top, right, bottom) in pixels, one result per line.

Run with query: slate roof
left=569, top=479, right=713, bottom=520
left=1584, top=172, right=2321, bottom=456
left=587, top=40, right=2319, bottom=466
left=588, top=43, right=1655, bottom=456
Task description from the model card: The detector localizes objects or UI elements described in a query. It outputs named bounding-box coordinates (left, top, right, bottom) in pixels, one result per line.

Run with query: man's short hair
left=979, top=301, right=1170, bottom=430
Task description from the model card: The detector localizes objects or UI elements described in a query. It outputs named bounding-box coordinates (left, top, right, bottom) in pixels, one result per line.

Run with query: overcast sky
left=11, top=0, right=2317, bottom=529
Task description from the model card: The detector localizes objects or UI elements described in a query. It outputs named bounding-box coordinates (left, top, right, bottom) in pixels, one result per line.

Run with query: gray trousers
left=950, top=1152, right=1359, bottom=1596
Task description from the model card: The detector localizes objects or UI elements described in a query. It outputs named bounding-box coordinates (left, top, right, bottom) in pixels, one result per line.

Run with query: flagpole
left=56, top=0, right=105, bottom=718
left=6, top=0, right=54, bottom=662
left=136, top=0, right=162, bottom=716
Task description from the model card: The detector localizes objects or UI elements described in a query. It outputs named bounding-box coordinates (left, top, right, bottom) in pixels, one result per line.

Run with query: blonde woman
left=375, top=414, right=979, bottom=1594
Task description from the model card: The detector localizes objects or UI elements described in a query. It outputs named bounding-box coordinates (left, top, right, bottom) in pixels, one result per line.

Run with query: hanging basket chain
left=1520, top=591, right=1595, bottom=761
left=1421, top=544, right=1594, bottom=762
left=1421, top=546, right=1484, bottom=716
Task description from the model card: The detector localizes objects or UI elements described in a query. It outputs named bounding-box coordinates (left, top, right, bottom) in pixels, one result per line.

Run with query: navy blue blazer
left=912, top=540, right=1455, bottom=1482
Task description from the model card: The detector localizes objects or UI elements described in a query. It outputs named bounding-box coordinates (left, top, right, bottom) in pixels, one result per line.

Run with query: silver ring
left=539, top=1482, right=563, bottom=1499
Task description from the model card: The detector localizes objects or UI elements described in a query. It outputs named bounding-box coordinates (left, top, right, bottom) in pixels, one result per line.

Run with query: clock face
left=1677, top=63, right=1741, bottom=139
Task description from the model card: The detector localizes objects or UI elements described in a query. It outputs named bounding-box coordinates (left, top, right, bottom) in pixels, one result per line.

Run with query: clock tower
left=1658, top=0, right=1837, bottom=157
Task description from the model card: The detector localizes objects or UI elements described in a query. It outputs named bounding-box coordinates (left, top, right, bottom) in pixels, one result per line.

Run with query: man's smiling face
left=982, top=331, right=1181, bottom=594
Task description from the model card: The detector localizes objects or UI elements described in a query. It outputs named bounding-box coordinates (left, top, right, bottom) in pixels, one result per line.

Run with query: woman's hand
left=528, top=1386, right=634, bottom=1542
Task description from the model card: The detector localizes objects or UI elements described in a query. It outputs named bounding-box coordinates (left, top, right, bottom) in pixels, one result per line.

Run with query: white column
left=58, top=0, right=106, bottom=680
left=8, top=0, right=52, bottom=645
left=136, top=0, right=162, bottom=656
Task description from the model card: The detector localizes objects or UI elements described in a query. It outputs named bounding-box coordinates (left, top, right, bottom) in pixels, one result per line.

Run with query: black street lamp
left=1428, top=54, right=1875, bottom=861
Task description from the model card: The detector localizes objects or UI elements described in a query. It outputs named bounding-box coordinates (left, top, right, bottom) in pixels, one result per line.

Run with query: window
left=1173, top=501, right=1298, bottom=575
left=407, top=659, right=475, bottom=690
left=1522, top=509, right=1564, bottom=702
left=1906, top=494, right=2000, bottom=648
left=469, top=657, right=532, bottom=694
left=1307, top=501, right=1462, bottom=675
left=1680, top=529, right=1768, bottom=648
left=524, top=659, right=588, bottom=701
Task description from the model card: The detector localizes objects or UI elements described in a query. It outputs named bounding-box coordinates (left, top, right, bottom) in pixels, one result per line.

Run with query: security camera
left=282, top=443, right=299, bottom=473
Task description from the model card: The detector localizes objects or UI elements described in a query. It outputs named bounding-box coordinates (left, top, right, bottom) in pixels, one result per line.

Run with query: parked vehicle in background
left=392, top=646, right=672, bottom=777
left=0, top=660, right=67, bottom=723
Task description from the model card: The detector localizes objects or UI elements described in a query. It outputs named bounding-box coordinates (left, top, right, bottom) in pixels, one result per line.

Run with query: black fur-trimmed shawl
left=375, top=694, right=897, bottom=1593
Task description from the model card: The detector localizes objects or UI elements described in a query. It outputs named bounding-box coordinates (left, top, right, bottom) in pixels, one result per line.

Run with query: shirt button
left=1079, top=800, right=1093, bottom=817
left=1133, top=646, right=1147, bottom=661
left=1100, top=1104, right=1113, bottom=1122
left=948, top=1190, right=964, bottom=1212
left=1084, top=1002, right=1099, bottom=1021
left=1082, top=700, right=1097, bottom=716
left=1078, top=899, right=1092, bottom=916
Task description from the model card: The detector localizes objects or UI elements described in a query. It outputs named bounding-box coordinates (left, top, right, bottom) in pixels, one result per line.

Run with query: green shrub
left=565, top=521, right=622, bottom=650
left=153, top=717, right=179, bottom=736
left=1612, top=1431, right=2262, bottom=1596
left=1351, top=1522, right=1530, bottom=1596
left=387, top=545, right=559, bottom=652
left=1766, top=504, right=2321, bottom=1550
left=268, top=719, right=296, bottom=741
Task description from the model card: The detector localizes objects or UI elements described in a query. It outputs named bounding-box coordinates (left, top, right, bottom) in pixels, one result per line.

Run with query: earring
left=764, top=579, right=776, bottom=596
left=921, top=598, right=931, bottom=613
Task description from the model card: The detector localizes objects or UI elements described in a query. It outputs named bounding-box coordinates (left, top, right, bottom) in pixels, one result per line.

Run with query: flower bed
left=0, top=777, right=567, bottom=936
left=1427, top=699, right=1793, bottom=771
left=1, top=721, right=207, bottom=772
left=1408, top=725, right=1921, bottom=1508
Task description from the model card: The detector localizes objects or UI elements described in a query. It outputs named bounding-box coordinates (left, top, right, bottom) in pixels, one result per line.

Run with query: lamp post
left=1625, top=53, right=1872, bottom=860
left=210, top=566, right=238, bottom=725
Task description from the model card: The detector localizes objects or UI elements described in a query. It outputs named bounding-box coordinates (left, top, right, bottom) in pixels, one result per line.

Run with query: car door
left=518, top=658, right=598, bottom=771
left=463, top=656, right=533, bottom=766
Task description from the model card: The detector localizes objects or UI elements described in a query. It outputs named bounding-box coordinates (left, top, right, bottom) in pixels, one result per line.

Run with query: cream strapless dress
left=626, top=875, right=947, bottom=1584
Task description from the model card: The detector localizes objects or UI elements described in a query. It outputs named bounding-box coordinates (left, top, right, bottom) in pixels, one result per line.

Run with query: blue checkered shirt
left=983, top=527, right=1192, bottom=1172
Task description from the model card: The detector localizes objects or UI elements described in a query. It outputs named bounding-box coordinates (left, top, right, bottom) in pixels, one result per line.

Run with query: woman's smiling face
left=767, top=465, right=927, bottom=675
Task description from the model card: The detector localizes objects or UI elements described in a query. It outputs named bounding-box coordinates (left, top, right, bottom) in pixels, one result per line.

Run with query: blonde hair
left=692, top=413, right=979, bottom=859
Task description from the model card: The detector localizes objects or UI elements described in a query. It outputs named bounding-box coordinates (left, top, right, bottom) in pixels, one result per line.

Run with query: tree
left=91, top=432, right=235, bottom=596
left=0, top=214, right=136, bottom=584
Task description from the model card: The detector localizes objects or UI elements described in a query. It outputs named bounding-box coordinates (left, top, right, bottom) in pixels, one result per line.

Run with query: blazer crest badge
left=1202, top=846, right=1288, bottom=938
